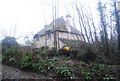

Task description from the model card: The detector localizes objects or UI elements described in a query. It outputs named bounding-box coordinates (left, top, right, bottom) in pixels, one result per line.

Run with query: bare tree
left=97, top=0, right=110, bottom=55
left=87, top=3, right=98, bottom=43
left=113, top=1, right=120, bottom=52
left=52, top=0, right=57, bottom=50
left=75, top=3, right=90, bottom=43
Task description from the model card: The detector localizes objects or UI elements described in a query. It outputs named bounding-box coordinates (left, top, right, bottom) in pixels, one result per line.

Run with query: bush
left=83, top=48, right=96, bottom=63
left=32, top=58, right=53, bottom=73
left=57, top=49, right=71, bottom=57
left=69, top=50, right=78, bottom=59
left=39, top=46, right=49, bottom=54
left=20, top=52, right=33, bottom=69
left=76, top=63, right=107, bottom=80
left=48, top=47, right=57, bottom=56
left=2, top=47, right=21, bottom=66
left=56, top=66, right=75, bottom=80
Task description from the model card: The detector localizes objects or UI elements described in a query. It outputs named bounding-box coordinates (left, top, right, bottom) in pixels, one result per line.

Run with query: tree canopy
left=2, top=36, right=19, bottom=51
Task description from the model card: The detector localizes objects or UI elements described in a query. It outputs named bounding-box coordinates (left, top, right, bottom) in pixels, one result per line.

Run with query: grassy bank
left=2, top=46, right=120, bottom=80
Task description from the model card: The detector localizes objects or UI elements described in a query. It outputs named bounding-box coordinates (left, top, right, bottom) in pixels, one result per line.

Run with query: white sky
left=0, top=0, right=117, bottom=44
left=0, top=0, right=74, bottom=43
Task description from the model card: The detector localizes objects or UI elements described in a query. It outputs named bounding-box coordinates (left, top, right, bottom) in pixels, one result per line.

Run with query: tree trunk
left=98, top=1, right=110, bottom=55
left=114, top=2, right=120, bottom=52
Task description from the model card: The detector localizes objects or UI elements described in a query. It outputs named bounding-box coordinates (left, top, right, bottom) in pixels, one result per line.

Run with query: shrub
left=32, top=46, right=49, bottom=54
left=48, top=47, right=57, bottom=56
left=92, top=63, right=106, bottom=71
left=57, top=49, right=71, bottom=57
left=32, top=46, right=50, bottom=60
left=56, top=66, right=75, bottom=80
left=39, top=46, right=49, bottom=54
left=90, top=63, right=106, bottom=77
left=32, top=58, right=53, bottom=73
left=2, top=47, right=21, bottom=66
left=83, top=48, right=96, bottom=63
left=76, top=63, right=107, bottom=80
left=77, top=64, right=95, bottom=80
left=20, top=52, right=33, bottom=69
left=69, top=50, right=78, bottom=59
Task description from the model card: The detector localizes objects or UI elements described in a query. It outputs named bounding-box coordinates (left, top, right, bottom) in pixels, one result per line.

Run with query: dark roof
left=37, top=17, right=81, bottom=36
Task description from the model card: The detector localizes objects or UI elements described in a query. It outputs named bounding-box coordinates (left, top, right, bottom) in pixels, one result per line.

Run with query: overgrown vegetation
left=56, top=66, right=75, bottom=80
left=2, top=45, right=120, bottom=80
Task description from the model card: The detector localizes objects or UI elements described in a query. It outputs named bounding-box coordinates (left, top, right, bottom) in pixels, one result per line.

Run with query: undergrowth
left=2, top=46, right=120, bottom=80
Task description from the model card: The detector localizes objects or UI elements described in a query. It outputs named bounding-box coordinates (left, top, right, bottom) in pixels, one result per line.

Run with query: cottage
left=32, top=15, right=84, bottom=50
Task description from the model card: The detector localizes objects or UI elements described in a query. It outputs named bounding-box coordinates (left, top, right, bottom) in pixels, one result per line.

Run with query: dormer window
left=33, top=34, right=39, bottom=41
left=46, top=30, right=51, bottom=38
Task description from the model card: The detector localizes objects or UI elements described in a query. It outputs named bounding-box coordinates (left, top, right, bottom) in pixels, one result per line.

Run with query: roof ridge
left=37, top=17, right=81, bottom=36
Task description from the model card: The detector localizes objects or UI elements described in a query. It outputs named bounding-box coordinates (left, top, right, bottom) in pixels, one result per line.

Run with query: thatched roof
left=36, top=17, right=81, bottom=36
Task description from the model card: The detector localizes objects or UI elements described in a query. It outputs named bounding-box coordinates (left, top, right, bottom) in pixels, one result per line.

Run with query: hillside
left=2, top=46, right=120, bottom=81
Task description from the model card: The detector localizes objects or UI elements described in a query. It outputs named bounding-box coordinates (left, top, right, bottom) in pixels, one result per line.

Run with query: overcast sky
left=0, top=0, right=117, bottom=44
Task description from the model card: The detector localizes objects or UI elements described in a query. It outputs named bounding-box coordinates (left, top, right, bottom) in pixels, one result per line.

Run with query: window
left=33, top=34, right=39, bottom=41
left=46, top=30, right=51, bottom=38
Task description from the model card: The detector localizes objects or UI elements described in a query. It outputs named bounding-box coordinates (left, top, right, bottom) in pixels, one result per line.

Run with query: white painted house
left=32, top=15, right=84, bottom=49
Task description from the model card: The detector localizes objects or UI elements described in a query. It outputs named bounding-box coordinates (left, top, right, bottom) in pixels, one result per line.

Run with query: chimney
left=66, top=14, right=73, bottom=27
left=66, top=14, right=71, bottom=18
left=66, top=14, right=72, bottom=32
